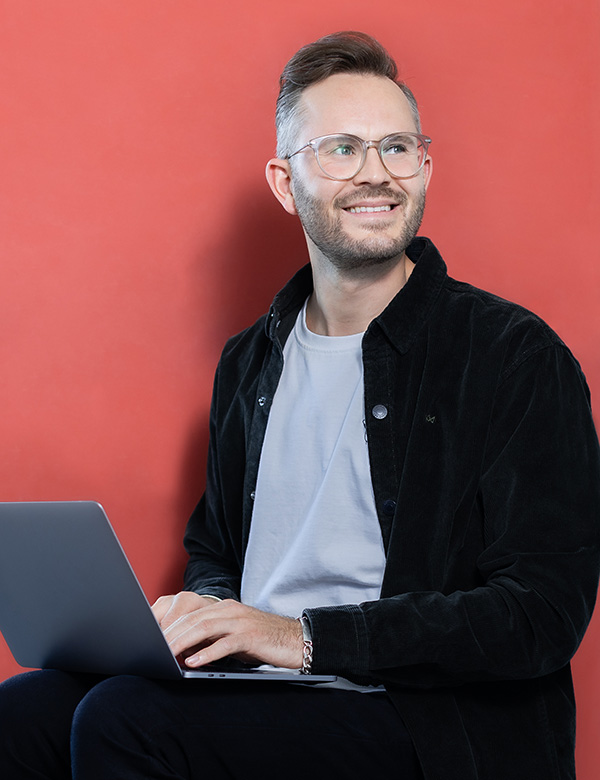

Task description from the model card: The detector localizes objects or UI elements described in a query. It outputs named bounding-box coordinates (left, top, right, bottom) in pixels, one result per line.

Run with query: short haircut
left=275, top=31, right=421, bottom=159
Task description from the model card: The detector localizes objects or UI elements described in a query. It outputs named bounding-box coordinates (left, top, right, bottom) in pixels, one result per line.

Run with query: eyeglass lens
left=316, top=134, right=426, bottom=180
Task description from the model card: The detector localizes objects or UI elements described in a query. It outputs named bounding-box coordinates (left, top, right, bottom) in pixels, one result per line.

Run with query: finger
left=155, top=592, right=215, bottom=631
left=163, top=612, right=237, bottom=658
left=184, top=636, right=240, bottom=668
left=150, top=595, right=175, bottom=624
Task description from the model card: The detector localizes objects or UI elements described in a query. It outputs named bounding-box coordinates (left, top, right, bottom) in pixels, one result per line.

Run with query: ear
left=265, top=158, right=298, bottom=215
left=422, top=154, right=433, bottom=191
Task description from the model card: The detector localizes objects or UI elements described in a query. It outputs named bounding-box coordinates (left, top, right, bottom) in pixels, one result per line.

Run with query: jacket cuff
left=303, top=604, right=370, bottom=675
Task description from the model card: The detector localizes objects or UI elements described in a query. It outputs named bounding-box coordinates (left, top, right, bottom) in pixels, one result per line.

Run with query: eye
left=382, top=135, right=417, bottom=156
left=331, top=143, right=357, bottom=156
left=386, top=143, right=408, bottom=155
left=319, top=136, right=361, bottom=158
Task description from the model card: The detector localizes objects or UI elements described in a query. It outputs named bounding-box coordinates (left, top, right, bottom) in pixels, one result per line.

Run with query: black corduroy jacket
left=183, top=237, right=600, bottom=779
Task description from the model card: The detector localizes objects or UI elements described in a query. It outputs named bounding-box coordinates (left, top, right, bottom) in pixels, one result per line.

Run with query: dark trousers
left=0, top=670, right=424, bottom=779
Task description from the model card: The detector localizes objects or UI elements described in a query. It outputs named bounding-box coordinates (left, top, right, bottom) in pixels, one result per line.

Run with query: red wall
left=1, top=1, right=598, bottom=775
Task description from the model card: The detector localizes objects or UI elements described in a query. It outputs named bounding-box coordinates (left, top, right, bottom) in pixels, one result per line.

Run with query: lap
left=1, top=671, right=423, bottom=780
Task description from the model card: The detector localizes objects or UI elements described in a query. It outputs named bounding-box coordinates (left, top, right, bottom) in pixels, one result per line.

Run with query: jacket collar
left=266, top=237, right=448, bottom=354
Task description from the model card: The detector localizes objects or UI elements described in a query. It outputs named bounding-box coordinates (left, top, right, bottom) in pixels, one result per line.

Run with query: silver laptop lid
left=0, top=501, right=336, bottom=683
left=0, top=501, right=183, bottom=679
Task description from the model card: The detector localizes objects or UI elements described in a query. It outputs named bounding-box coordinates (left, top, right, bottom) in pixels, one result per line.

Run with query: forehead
left=296, top=72, right=417, bottom=142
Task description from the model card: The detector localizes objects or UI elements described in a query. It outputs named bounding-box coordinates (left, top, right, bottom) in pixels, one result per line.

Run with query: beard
left=291, top=178, right=426, bottom=273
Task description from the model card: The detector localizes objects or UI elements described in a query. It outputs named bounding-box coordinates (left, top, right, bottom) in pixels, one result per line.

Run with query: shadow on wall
left=206, top=184, right=308, bottom=345
left=155, top=411, right=210, bottom=595
left=163, top=183, right=307, bottom=593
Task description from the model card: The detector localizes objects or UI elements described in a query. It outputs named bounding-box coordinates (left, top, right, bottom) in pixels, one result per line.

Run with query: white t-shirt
left=241, top=300, right=386, bottom=623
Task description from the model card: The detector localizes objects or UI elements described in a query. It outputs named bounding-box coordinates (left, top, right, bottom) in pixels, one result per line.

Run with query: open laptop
left=0, top=501, right=335, bottom=683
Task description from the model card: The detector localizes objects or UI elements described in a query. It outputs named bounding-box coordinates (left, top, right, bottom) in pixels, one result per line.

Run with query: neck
left=305, top=251, right=415, bottom=336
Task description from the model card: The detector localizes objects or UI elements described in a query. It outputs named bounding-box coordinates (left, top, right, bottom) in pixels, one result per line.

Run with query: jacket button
left=257, top=396, right=267, bottom=407
left=372, top=404, right=388, bottom=419
left=382, top=499, right=396, bottom=517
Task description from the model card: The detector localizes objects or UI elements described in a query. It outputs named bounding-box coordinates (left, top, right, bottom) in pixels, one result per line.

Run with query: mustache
left=334, top=187, right=408, bottom=210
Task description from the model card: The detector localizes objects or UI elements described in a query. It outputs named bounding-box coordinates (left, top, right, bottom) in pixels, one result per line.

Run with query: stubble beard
left=291, top=177, right=426, bottom=273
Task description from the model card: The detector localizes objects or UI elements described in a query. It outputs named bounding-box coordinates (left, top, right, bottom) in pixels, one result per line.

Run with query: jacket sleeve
left=304, top=345, right=600, bottom=687
left=181, top=495, right=241, bottom=602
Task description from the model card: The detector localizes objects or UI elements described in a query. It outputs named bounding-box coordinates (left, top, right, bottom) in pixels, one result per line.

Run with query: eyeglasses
left=286, top=132, right=432, bottom=181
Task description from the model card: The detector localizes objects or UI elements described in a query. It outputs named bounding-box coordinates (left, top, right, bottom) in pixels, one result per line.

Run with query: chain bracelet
left=297, top=615, right=313, bottom=675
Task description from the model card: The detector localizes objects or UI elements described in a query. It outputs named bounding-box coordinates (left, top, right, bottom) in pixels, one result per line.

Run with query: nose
left=352, top=144, right=391, bottom=185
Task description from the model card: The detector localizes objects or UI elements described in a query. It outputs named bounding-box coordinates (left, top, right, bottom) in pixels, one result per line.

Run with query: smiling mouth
left=346, top=204, right=395, bottom=214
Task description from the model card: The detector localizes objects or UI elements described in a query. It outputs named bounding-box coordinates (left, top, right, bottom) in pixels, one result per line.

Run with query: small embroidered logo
left=425, top=414, right=436, bottom=424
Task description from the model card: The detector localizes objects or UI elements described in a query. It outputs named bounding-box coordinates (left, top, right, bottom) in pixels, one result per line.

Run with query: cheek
left=400, top=182, right=425, bottom=206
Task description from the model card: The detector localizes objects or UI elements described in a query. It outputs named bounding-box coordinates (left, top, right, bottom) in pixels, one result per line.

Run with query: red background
left=1, top=1, right=598, bottom=775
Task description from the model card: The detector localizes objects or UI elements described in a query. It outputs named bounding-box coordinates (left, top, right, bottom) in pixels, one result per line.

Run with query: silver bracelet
left=297, top=615, right=313, bottom=675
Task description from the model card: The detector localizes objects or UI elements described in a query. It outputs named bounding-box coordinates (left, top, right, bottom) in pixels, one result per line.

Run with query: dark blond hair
left=275, top=31, right=421, bottom=158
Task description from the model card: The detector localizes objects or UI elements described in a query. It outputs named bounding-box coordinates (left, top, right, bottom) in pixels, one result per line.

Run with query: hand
left=151, top=592, right=304, bottom=670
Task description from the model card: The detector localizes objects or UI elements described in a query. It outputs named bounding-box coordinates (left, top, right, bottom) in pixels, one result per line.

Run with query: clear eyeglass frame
left=286, top=132, right=432, bottom=181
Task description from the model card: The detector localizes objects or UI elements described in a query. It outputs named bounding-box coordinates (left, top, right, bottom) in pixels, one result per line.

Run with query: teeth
left=348, top=205, right=392, bottom=213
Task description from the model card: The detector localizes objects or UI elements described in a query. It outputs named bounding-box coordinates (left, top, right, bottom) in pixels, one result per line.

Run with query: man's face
left=286, top=73, right=432, bottom=273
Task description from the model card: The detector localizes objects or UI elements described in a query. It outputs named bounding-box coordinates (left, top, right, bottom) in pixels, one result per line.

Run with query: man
left=1, top=31, right=599, bottom=780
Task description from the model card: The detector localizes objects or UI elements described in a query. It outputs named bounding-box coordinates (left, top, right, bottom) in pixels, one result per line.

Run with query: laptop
left=0, top=501, right=336, bottom=683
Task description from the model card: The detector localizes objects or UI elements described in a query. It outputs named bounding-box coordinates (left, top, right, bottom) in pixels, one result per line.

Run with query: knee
left=0, top=670, right=90, bottom=773
left=72, top=675, right=162, bottom=749
left=71, top=676, right=182, bottom=775
left=0, top=671, right=36, bottom=725
left=0, top=670, right=79, bottom=728
left=73, top=674, right=151, bottom=725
